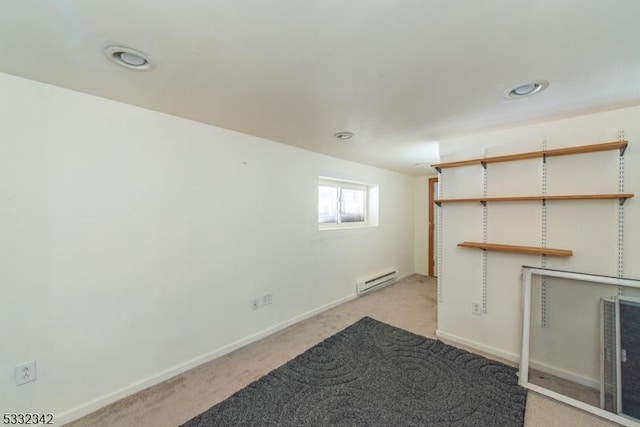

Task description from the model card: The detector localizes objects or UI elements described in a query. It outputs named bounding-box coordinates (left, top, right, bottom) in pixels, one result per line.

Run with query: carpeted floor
left=183, top=317, right=527, bottom=427
left=69, top=276, right=617, bottom=427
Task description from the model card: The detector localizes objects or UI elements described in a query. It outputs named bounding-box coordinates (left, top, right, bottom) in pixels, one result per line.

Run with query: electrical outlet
left=472, top=302, right=483, bottom=316
left=15, top=360, right=36, bottom=386
left=262, top=293, right=272, bottom=306
left=251, top=299, right=260, bottom=310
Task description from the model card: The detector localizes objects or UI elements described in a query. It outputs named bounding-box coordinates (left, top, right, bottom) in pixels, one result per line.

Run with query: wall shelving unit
left=432, top=139, right=632, bottom=318
left=457, top=242, right=573, bottom=257
left=435, top=193, right=634, bottom=206
left=432, top=140, right=632, bottom=257
left=432, top=140, right=627, bottom=171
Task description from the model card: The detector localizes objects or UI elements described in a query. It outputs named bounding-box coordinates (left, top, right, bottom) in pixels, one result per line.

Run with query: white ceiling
left=2, top=1, right=640, bottom=175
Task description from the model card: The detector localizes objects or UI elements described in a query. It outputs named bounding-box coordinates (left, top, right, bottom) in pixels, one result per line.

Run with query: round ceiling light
left=104, top=46, right=156, bottom=71
left=503, top=80, right=549, bottom=99
left=334, top=132, right=354, bottom=140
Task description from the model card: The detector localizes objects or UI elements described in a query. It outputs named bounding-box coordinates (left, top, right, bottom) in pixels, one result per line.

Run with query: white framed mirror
left=519, top=266, right=640, bottom=427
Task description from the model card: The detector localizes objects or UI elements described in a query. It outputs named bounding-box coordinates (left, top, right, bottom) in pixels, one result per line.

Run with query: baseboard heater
left=356, top=270, right=397, bottom=295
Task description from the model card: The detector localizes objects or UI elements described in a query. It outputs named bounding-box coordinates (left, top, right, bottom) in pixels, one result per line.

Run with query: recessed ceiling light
left=104, top=46, right=156, bottom=71
left=503, top=80, right=549, bottom=99
left=334, top=132, right=354, bottom=140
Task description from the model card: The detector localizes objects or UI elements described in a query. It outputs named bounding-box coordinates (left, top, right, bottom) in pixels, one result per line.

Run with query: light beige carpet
left=69, top=275, right=618, bottom=427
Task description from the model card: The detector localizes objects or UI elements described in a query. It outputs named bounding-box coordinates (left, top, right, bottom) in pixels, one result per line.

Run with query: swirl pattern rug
left=183, top=317, right=527, bottom=426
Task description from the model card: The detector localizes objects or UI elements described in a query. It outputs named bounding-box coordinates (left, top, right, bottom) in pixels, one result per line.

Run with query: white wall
left=436, top=105, right=640, bottom=386
left=413, top=176, right=434, bottom=276
left=0, top=73, right=416, bottom=422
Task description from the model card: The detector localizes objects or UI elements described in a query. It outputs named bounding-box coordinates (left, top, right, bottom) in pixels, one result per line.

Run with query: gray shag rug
left=183, top=317, right=527, bottom=426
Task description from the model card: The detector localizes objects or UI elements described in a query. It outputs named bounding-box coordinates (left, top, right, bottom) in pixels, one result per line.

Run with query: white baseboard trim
left=56, top=293, right=357, bottom=425
left=435, top=329, right=520, bottom=364
left=435, top=330, right=599, bottom=390
left=397, top=272, right=414, bottom=281
left=527, top=360, right=599, bottom=390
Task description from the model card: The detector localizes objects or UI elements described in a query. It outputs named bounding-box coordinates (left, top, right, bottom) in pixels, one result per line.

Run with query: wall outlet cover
left=15, top=360, right=37, bottom=386
left=261, top=293, right=272, bottom=305
left=472, top=302, right=483, bottom=316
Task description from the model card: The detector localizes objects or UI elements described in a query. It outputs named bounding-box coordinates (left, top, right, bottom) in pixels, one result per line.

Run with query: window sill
left=319, top=223, right=377, bottom=231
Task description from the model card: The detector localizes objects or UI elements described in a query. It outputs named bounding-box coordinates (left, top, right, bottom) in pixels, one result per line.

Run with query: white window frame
left=318, top=177, right=375, bottom=230
left=519, top=266, right=640, bottom=427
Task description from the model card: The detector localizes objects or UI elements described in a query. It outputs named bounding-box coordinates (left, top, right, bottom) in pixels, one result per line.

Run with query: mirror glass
left=527, top=273, right=640, bottom=423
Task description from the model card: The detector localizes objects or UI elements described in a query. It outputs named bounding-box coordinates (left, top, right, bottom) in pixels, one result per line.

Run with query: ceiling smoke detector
left=334, top=132, right=354, bottom=140
left=503, top=80, right=549, bottom=99
left=104, top=46, right=156, bottom=71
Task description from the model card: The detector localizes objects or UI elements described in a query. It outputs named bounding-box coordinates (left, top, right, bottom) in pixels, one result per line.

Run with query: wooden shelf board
left=458, top=242, right=573, bottom=257
left=432, top=140, right=627, bottom=170
left=435, top=193, right=634, bottom=204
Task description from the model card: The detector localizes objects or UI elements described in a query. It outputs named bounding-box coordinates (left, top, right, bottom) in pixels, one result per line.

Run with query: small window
left=318, top=178, right=377, bottom=229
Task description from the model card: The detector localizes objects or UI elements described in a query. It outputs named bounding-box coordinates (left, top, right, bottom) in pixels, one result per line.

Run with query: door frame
left=428, top=176, right=438, bottom=277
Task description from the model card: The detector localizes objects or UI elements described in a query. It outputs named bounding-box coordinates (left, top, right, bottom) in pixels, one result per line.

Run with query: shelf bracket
left=540, top=140, right=548, bottom=328
left=617, top=133, right=625, bottom=291
left=435, top=166, right=442, bottom=173
left=620, top=145, right=627, bottom=157
left=481, top=152, right=488, bottom=314
left=619, top=198, right=626, bottom=206
left=618, top=130, right=627, bottom=157
left=435, top=201, right=442, bottom=207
